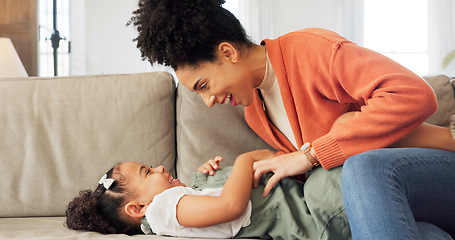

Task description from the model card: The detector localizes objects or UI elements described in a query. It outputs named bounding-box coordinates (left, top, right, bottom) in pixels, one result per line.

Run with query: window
left=364, top=0, right=428, bottom=75
left=39, top=0, right=70, bottom=76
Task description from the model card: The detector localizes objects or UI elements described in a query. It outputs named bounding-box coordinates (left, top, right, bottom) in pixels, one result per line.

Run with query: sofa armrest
left=424, top=75, right=455, bottom=128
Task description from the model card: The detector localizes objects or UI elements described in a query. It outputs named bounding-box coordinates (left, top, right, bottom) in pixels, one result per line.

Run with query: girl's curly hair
left=128, top=0, right=253, bottom=69
left=65, top=167, right=142, bottom=235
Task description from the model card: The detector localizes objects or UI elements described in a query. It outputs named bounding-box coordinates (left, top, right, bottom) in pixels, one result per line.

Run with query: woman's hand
left=253, top=151, right=313, bottom=197
left=197, top=156, right=223, bottom=175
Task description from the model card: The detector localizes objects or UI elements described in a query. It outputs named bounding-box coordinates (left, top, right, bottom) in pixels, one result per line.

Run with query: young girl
left=66, top=149, right=353, bottom=239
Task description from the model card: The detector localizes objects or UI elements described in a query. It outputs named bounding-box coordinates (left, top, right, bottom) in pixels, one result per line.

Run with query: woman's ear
left=218, top=42, right=239, bottom=63
left=124, top=202, right=147, bottom=218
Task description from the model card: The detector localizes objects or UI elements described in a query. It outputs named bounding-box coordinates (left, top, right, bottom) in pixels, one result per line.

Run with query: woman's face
left=117, top=162, right=185, bottom=205
left=175, top=43, right=264, bottom=107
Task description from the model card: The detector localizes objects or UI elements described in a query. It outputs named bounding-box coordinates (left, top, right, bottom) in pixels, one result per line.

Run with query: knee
left=342, top=150, right=382, bottom=178
left=341, top=149, right=390, bottom=190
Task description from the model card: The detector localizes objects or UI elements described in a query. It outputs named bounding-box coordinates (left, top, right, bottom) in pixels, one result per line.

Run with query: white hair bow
left=99, top=174, right=115, bottom=190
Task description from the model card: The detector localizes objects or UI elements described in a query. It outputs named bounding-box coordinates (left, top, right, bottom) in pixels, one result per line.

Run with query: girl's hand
left=253, top=151, right=313, bottom=197
left=197, top=156, right=223, bottom=176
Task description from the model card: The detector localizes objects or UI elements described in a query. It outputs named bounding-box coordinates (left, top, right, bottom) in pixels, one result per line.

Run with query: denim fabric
left=341, top=148, right=455, bottom=240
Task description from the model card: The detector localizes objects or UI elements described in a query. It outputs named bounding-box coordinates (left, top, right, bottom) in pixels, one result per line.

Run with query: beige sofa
left=0, top=72, right=453, bottom=240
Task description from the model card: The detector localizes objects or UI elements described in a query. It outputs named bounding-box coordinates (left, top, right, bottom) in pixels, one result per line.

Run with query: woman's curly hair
left=65, top=167, right=142, bottom=235
left=128, top=0, right=253, bottom=69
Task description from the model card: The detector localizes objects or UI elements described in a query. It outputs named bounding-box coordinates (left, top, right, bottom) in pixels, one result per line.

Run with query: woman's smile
left=221, top=93, right=238, bottom=106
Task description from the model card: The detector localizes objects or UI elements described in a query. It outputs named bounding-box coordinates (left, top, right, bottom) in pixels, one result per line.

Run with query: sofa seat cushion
left=0, top=217, right=230, bottom=239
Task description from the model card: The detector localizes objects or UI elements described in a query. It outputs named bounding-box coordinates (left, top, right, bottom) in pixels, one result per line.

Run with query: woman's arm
left=176, top=150, right=275, bottom=228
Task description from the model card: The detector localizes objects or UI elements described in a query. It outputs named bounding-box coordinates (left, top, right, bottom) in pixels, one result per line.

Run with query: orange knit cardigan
left=244, top=28, right=437, bottom=170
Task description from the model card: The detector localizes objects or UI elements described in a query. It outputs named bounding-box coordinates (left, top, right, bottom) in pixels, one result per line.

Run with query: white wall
left=79, top=0, right=452, bottom=77
left=271, top=0, right=340, bottom=38
left=269, top=0, right=364, bottom=44
left=84, top=0, right=153, bottom=75
left=81, top=0, right=346, bottom=75
left=237, top=0, right=344, bottom=44
left=70, top=0, right=85, bottom=75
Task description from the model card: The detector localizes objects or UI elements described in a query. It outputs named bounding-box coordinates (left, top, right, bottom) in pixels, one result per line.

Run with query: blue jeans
left=341, top=148, right=455, bottom=240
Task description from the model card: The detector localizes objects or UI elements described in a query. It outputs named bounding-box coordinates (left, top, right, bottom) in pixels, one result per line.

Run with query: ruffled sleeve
left=144, top=186, right=252, bottom=238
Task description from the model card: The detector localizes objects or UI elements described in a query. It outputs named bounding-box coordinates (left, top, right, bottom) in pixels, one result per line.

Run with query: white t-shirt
left=258, top=52, right=298, bottom=149
left=141, top=186, right=252, bottom=238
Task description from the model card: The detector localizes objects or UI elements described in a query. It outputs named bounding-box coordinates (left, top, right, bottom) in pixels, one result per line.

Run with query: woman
left=129, top=0, right=455, bottom=239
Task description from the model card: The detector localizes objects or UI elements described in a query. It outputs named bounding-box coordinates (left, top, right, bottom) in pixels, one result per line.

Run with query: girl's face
left=175, top=43, right=265, bottom=107
left=117, top=162, right=185, bottom=205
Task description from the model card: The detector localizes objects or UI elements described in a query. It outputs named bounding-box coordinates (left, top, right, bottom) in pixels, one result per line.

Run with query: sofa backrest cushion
left=175, top=85, right=273, bottom=185
left=0, top=72, right=176, bottom=217
left=174, top=74, right=455, bottom=185
left=424, top=75, right=455, bottom=127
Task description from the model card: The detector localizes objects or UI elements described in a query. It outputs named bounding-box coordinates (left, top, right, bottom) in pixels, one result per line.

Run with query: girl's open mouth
left=168, top=175, right=179, bottom=184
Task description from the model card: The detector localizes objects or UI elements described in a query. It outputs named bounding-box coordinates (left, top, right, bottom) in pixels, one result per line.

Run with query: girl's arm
left=390, top=122, right=455, bottom=152
left=335, top=112, right=455, bottom=152
left=176, top=150, right=275, bottom=228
